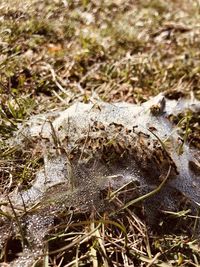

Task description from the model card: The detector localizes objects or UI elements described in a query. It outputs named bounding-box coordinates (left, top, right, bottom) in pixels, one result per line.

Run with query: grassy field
left=0, top=0, right=200, bottom=266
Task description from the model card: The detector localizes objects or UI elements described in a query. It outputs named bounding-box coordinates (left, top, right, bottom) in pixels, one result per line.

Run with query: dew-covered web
left=2, top=92, right=200, bottom=266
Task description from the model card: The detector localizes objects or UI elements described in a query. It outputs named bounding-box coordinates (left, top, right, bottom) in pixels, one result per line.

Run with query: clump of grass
left=36, top=181, right=199, bottom=266
left=0, top=93, right=36, bottom=138
left=170, top=110, right=200, bottom=150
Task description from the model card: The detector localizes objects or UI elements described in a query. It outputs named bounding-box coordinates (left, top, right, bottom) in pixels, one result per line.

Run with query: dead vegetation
left=0, top=0, right=200, bottom=266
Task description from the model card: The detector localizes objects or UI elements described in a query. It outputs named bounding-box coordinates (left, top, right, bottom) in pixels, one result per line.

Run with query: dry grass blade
left=46, top=223, right=102, bottom=256
left=116, top=166, right=171, bottom=212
